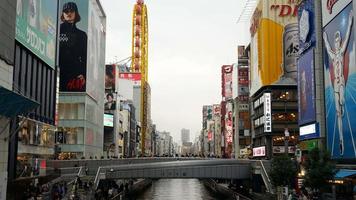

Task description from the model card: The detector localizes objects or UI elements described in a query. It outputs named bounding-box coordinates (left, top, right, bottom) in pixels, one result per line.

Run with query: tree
left=302, top=148, right=336, bottom=193
left=270, top=155, right=298, bottom=187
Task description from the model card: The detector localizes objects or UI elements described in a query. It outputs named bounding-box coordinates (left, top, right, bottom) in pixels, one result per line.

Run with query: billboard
left=222, top=65, right=233, bottom=100
left=298, top=48, right=316, bottom=125
left=253, top=146, right=266, bottom=157
left=59, top=0, right=89, bottom=92
left=225, top=102, right=233, bottom=144
left=119, top=73, right=142, bottom=86
left=105, top=64, right=116, bottom=90
left=15, top=0, right=57, bottom=68
left=300, top=123, right=320, bottom=141
left=298, top=0, right=316, bottom=54
left=104, top=92, right=116, bottom=111
left=213, top=104, right=221, bottom=116
left=264, top=93, right=272, bottom=132
left=104, top=113, right=114, bottom=127
left=250, top=0, right=299, bottom=96
left=87, top=0, right=106, bottom=100
left=322, top=2, right=356, bottom=159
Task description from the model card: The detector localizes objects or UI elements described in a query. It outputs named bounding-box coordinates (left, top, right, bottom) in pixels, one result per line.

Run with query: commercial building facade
left=57, top=0, right=106, bottom=159
left=249, top=0, right=299, bottom=159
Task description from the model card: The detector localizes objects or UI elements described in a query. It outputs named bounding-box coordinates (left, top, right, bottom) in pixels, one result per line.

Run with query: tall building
left=233, top=46, right=252, bottom=159
left=181, top=128, right=190, bottom=143
left=0, top=0, right=40, bottom=197
left=8, top=0, right=60, bottom=188
left=249, top=0, right=299, bottom=159
left=57, top=0, right=106, bottom=159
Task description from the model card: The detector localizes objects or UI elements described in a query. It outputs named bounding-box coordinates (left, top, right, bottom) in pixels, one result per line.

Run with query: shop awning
left=335, top=169, right=356, bottom=179
left=0, top=86, right=39, bottom=118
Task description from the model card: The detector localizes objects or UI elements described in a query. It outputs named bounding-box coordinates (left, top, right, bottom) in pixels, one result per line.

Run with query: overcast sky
left=101, top=0, right=251, bottom=144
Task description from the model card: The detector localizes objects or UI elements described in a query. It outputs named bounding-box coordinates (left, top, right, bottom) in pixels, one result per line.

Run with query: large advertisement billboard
left=298, top=48, right=316, bottom=125
left=322, top=1, right=356, bottom=159
left=222, top=65, right=233, bottom=100
left=298, top=0, right=316, bottom=54
left=250, top=0, right=299, bottom=96
left=16, top=0, right=57, bottom=68
left=225, top=102, right=233, bottom=144
left=105, top=64, right=116, bottom=90
left=59, top=0, right=89, bottom=92
left=87, top=0, right=106, bottom=100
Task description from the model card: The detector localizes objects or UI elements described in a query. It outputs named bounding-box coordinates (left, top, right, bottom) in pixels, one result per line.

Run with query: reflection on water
left=135, top=179, right=223, bottom=200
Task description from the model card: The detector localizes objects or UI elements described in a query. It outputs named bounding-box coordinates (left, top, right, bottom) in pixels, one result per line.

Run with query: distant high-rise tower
left=181, top=128, right=190, bottom=144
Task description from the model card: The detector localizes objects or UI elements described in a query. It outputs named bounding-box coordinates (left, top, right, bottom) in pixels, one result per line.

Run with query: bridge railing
left=259, top=160, right=274, bottom=194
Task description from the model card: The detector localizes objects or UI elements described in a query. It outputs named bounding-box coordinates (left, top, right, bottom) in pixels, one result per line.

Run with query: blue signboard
left=323, top=3, right=356, bottom=159
left=298, top=48, right=316, bottom=125
left=298, top=0, right=316, bottom=54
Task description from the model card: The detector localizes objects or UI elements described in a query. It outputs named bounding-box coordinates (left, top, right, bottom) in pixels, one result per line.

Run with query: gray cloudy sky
left=101, top=0, right=251, bottom=143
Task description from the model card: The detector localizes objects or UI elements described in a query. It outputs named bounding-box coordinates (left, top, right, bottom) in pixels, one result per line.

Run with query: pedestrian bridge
left=46, top=158, right=272, bottom=192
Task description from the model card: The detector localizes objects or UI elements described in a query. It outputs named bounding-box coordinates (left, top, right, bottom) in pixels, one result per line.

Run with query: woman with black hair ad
left=59, top=1, right=88, bottom=92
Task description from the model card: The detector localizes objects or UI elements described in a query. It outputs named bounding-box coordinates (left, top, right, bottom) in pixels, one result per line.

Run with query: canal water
left=135, top=179, right=224, bottom=200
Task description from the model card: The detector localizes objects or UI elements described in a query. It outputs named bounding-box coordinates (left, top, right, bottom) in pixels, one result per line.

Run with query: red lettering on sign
left=270, top=4, right=298, bottom=17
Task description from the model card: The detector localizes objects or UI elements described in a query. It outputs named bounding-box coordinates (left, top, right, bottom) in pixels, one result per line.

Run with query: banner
left=222, top=65, right=233, bottom=100
left=104, top=92, right=116, bottom=111
left=105, top=64, right=116, bottom=90
left=87, top=0, right=106, bottom=100
left=298, top=48, right=316, bottom=125
left=298, top=0, right=316, bottom=54
left=323, top=2, right=356, bottom=159
left=16, top=0, right=57, bottom=68
left=59, top=0, right=89, bottom=92
left=250, top=0, right=299, bottom=96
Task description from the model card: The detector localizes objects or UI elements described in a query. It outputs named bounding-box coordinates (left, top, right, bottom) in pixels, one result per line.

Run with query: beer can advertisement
left=249, top=0, right=299, bottom=96
left=15, top=0, right=57, bottom=68
left=322, top=2, right=356, bottom=159
left=59, top=0, right=89, bottom=92
left=297, top=48, right=316, bottom=125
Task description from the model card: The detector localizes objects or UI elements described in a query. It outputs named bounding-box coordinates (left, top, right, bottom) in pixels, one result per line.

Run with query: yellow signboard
left=250, top=0, right=299, bottom=96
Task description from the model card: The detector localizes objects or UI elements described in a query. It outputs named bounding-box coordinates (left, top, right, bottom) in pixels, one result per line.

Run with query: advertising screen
left=104, top=113, right=114, bottom=127
left=322, top=2, right=356, bottom=159
left=298, top=0, right=316, bottom=54
left=15, top=0, right=57, bottom=68
left=249, top=0, right=299, bottom=96
left=222, top=65, right=233, bottom=100
left=59, top=0, right=89, bottom=92
left=298, top=48, right=316, bottom=125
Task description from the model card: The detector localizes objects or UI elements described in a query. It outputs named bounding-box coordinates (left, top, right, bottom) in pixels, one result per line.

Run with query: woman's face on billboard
left=63, top=10, right=76, bottom=23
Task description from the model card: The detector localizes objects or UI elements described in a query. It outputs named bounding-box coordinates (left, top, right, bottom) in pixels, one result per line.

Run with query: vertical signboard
left=322, top=0, right=356, bottom=159
left=87, top=0, right=106, bottom=100
left=105, top=64, right=116, bottom=90
left=264, top=93, right=272, bottom=132
left=249, top=0, right=299, bottom=96
left=222, top=65, right=233, bottom=100
left=15, top=0, right=57, bottom=68
left=59, top=0, right=89, bottom=92
left=298, top=48, right=316, bottom=125
left=225, top=102, right=233, bottom=144
left=298, top=0, right=316, bottom=54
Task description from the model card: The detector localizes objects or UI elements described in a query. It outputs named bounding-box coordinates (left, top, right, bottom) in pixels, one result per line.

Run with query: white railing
left=259, top=160, right=274, bottom=194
